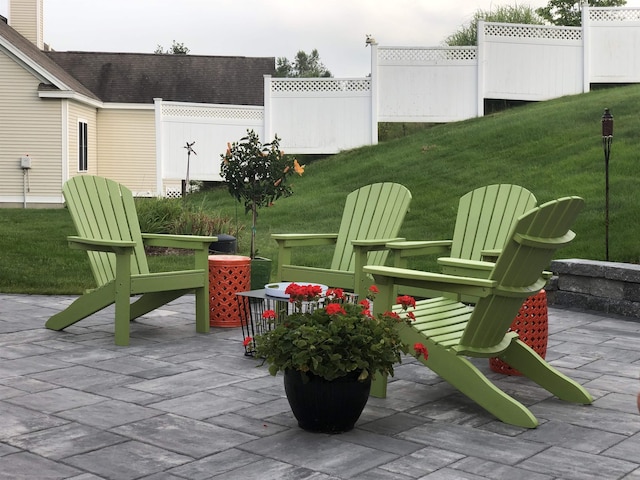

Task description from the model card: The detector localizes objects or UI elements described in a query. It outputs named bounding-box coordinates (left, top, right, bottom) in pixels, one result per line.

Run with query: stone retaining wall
left=546, top=259, right=640, bottom=319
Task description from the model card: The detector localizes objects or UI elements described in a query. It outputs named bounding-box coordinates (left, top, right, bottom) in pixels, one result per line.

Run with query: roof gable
left=0, top=19, right=100, bottom=102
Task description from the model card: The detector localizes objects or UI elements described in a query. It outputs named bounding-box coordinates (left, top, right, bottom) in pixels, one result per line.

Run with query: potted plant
left=251, top=284, right=427, bottom=433
left=220, top=130, right=304, bottom=288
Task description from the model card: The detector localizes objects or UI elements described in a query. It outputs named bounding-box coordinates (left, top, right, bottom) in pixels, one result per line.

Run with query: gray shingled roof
left=46, top=51, right=275, bottom=105
left=1, top=18, right=274, bottom=106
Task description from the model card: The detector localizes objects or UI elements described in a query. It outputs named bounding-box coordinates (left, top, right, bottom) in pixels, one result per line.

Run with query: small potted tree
left=220, top=130, right=304, bottom=288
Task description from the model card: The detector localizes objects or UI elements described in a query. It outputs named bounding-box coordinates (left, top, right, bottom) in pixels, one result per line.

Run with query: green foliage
left=254, top=291, right=409, bottom=381
left=170, top=210, right=240, bottom=237
left=275, top=49, right=332, bottom=78
left=445, top=4, right=544, bottom=46
left=136, top=197, right=185, bottom=233
left=154, top=40, right=190, bottom=54
left=536, top=0, right=626, bottom=26
left=136, top=197, right=239, bottom=237
left=220, top=129, right=303, bottom=258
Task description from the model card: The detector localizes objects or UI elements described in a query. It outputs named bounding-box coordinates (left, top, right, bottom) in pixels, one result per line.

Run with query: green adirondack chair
left=45, top=175, right=217, bottom=346
left=272, top=183, right=412, bottom=298
left=364, top=197, right=592, bottom=428
left=387, top=184, right=537, bottom=279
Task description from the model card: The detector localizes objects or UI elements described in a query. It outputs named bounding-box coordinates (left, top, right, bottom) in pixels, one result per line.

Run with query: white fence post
left=370, top=42, right=379, bottom=145
left=153, top=98, right=163, bottom=196
left=263, top=74, right=272, bottom=141
left=477, top=20, right=485, bottom=118
left=582, top=3, right=591, bottom=92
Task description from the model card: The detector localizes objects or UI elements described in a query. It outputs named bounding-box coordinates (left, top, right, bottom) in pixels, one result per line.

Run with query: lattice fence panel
left=484, top=23, right=582, bottom=41
left=378, top=47, right=477, bottom=62
left=161, top=104, right=263, bottom=121
left=590, top=7, right=640, bottom=22
left=271, top=79, right=371, bottom=93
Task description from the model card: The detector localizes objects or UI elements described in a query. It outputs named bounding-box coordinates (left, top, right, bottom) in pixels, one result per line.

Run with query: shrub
left=136, top=197, right=184, bottom=233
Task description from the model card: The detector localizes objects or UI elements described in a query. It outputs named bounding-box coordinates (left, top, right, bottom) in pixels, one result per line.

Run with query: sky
left=1, top=0, right=640, bottom=77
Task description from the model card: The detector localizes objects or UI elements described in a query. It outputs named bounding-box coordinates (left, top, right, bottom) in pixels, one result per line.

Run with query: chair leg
left=45, top=285, right=114, bottom=331
left=428, top=344, right=539, bottom=428
left=370, top=372, right=389, bottom=398
left=194, top=286, right=210, bottom=334
left=501, top=339, right=593, bottom=404
left=130, top=290, right=189, bottom=320
left=397, top=325, right=539, bottom=428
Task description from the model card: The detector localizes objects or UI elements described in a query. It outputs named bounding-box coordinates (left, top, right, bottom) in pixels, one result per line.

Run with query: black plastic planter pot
left=283, top=369, right=371, bottom=433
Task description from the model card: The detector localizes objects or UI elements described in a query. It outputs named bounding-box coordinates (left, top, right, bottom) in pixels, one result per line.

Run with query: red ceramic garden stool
left=208, top=255, right=251, bottom=327
left=489, top=289, right=549, bottom=375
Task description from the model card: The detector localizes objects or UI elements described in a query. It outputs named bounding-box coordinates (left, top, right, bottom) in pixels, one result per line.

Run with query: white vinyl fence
left=157, top=6, right=640, bottom=188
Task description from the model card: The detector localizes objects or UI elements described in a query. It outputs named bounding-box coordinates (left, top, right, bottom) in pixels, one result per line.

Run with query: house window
left=78, top=121, right=88, bottom=171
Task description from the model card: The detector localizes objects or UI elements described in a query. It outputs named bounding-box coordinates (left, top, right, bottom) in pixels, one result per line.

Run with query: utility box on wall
left=20, top=156, right=31, bottom=169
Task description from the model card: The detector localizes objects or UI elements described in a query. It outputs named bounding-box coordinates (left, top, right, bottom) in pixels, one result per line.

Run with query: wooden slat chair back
left=331, top=183, right=411, bottom=271
left=449, top=184, right=538, bottom=261
left=458, top=196, right=584, bottom=352
left=387, top=184, right=537, bottom=292
left=273, top=183, right=411, bottom=298
left=46, top=175, right=217, bottom=345
left=365, top=197, right=592, bottom=428
left=63, top=173, right=150, bottom=285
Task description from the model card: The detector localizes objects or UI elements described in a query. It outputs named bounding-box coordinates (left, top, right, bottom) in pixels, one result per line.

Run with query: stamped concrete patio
left=0, top=293, right=639, bottom=480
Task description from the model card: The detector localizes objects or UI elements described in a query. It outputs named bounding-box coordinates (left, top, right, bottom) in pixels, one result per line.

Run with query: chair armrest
left=385, top=240, right=453, bottom=267
left=271, top=233, right=339, bottom=248
left=351, top=237, right=405, bottom=250
left=68, top=236, right=136, bottom=253
left=142, top=233, right=216, bottom=251
left=363, top=265, right=496, bottom=302
left=480, top=249, right=501, bottom=262
left=386, top=239, right=452, bottom=255
left=437, top=257, right=495, bottom=279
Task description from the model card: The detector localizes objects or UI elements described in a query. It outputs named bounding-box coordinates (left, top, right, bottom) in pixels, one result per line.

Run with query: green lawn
left=2, top=83, right=639, bottom=294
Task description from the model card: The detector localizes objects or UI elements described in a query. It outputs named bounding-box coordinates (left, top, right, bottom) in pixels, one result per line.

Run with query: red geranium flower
left=325, top=303, right=346, bottom=316
left=383, top=311, right=401, bottom=321
left=413, top=342, right=428, bottom=360
left=262, top=309, right=276, bottom=319
left=243, top=336, right=254, bottom=346
left=326, top=288, right=344, bottom=300
left=396, top=295, right=416, bottom=309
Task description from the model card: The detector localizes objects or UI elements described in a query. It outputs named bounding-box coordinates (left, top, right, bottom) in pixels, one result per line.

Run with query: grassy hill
left=243, top=83, right=640, bottom=265
left=1, top=83, right=639, bottom=294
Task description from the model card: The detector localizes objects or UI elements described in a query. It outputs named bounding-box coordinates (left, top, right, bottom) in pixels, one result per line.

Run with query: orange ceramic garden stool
left=489, top=289, right=549, bottom=375
left=208, top=255, right=251, bottom=327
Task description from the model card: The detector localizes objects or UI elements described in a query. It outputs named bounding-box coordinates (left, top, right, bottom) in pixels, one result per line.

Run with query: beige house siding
left=8, top=0, right=43, bottom=49
left=0, top=51, right=63, bottom=205
left=67, top=102, right=98, bottom=178
left=97, top=108, right=157, bottom=195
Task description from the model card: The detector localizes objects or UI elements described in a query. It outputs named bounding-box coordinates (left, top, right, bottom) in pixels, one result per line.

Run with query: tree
left=445, top=4, right=544, bottom=46
left=275, top=49, right=332, bottom=78
left=536, top=0, right=626, bottom=26
left=154, top=40, right=190, bottom=55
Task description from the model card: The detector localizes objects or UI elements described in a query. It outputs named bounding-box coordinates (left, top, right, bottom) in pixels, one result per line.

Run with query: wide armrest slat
left=352, top=237, right=405, bottom=248
left=364, top=265, right=495, bottom=288
left=385, top=240, right=452, bottom=257
left=272, top=233, right=339, bottom=247
left=142, top=233, right=216, bottom=250
left=68, top=236, right=135, bottom=253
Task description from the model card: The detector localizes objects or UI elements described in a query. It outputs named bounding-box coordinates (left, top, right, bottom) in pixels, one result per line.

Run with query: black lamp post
left=601, top=108, right=613, bottom=261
